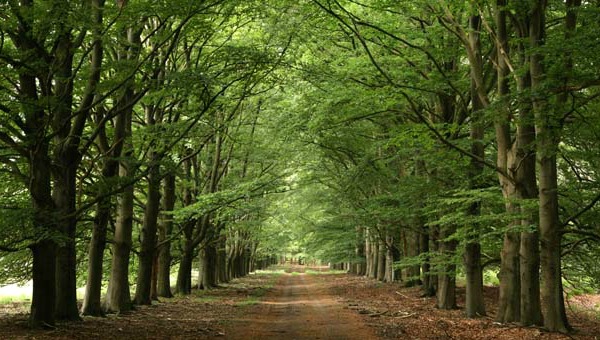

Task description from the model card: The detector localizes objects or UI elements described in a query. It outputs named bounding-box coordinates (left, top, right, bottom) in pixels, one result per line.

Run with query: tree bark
left=81, top=172, right=112, bottom=316
left=175, top=243, right=194, bottom=295
left=463, top=13, right=486, bottom=318
left=134, top=150, right=161, bottom=305
left=354, top=226, right=366, bottom=275
left=420, top=225, right=435, bottom=297
left=157, top=174, right=175, bottom=298
left=436, top=227, right=457, bottom=310
left=530, top=0, right=573, bottom=332
left=403, top=229, right=421, bottom=287
left=29, top=149, right=57, bottom=327
left=198, top=242, right=218, bottom=289
left=104, top=106, right=134, bottom=313
left=384, top=233, right=395, bottom=282
left=376, top=239, right=386, bottom=281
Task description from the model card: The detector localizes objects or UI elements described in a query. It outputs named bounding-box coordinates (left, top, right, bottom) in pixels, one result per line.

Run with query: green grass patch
left=305, top=269, right=346, bottom=275
left=248, top=287, right=270, bottom=297
left=0, top=294, right=29, bottom=304
left=195, top=296, right=218, bottom=303
left=254, top=268, right=286, bottom=275
left=235, top=296, right=260, bottom=306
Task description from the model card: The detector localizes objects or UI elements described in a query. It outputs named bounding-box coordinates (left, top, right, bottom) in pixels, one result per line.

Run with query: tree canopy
left=0, top=0, right=599, bottom=334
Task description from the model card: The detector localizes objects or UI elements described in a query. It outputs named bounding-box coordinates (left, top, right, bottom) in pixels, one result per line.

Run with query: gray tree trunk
left=157, top=174, right=175, bottom=298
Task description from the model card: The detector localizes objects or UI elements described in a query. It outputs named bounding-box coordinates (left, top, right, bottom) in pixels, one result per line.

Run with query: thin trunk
left=151, top=254, right=159, bottom=301
left=464, top=13, right=486, bottom=318
left=365, top=230, right=372, bottom=277
left=377, top=240, right=386, bottom=282
left=175, top=153, right=196, bottom=295
left=217, top=238, right=228, bottom=283
left=104, top=166, right=134, bottom=313
left=384, top=234, right=394, bottom=282
left=436, top=227, right=457, bottom=310
left=104, top=108, right=134, bottom=313
left=494, top=0, right=523, bottom=323
left=198, top=242, right=218, bottom=289
left=134, top=150, right=161, bottom=305
left=82, top=108, right=121, bottom=315
left=175, top=245, right=194, bottom=295
left=354, top=226, right=366, bottom=275
left=81, top=177, right=111, bottom=316
left=404, top=229, right=421, bottom=287
left=420, top=225, right=435, bottom=297
left=157, top=174, right=175, bottom=298
left=516, top=73, right=542, bottom=326
left=530, top=0, right=573, bottom=332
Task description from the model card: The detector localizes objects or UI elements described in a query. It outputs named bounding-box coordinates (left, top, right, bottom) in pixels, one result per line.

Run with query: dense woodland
left=0, top=0, right=599, bottom=334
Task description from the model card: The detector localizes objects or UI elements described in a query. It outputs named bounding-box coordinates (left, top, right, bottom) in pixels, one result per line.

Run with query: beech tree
left=1, top=0, right=600, bottom=335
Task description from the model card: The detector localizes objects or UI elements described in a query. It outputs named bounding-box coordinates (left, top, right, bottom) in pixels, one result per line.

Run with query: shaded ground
left=1, top=267, right=599, bottom=339
left=225, top=268, right=377, bottom=339
left=330, top=274, right=600, bottom=340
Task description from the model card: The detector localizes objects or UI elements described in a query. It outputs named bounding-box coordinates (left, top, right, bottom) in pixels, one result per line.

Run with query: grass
left=305, top=269, right=346, bottom=275
left=0, top=294, right=29, bottom=304
left=195, top=296, right=219, bottom=303
left=254, top=268, right=286, bottom=275
left=0, top=283, right=31, bottom=303
left=235, top=296, right=260, bottom=306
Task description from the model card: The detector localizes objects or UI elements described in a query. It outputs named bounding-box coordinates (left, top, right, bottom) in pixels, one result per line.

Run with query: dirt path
left=225, top=272, right=379, bottom=339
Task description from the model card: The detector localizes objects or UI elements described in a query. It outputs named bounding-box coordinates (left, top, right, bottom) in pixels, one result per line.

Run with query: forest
left=0, top=0, right=599, bottom=337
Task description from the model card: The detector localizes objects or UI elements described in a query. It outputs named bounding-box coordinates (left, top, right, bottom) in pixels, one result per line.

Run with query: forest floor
left=1, top=266, right=599, bottom=339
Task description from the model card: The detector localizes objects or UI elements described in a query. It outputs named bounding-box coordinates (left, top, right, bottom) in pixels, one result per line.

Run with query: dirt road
left=226, top=272, right=378, bottom=339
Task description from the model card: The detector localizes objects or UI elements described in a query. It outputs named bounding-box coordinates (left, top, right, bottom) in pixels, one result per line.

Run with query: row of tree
left=1, top=0, right=599, bottom=335
left=0, top=0, right=290, bottom=328
left=276, top=0, right=600, bottom=334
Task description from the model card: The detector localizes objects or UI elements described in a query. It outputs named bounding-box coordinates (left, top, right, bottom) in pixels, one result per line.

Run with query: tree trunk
left=516, top=72, right=542, bottom=326
left=175, top=244, right=194, bottom=295
left=134, top=152, right=161, bottom=305
left=82, top=145, right=121, bottom=315
left=157, top=174, right=175, bottom=298
left=151, top=254, right=159, bottom=301
left=404, top=229, right=421, bottom=287
left=384, top=234, right=394, bottom=282
left=464, top=14, right=486, bottom=317
left=29, top=148, right=57, bottom=326
left=198, top=242, right=218, bottom=290
left=354, top=226, right=366, bottom=275
left=80, top=0, right=108, bottom=314
left=365, top=231, right=372, bottom=277
left=376, top=240, right=386, bottom=282
left=81, top=194, right=110, bottom=316
left=464, top=241, right=485, bottom=317
left=53, top=162, right=81, bottom=321
left=530, top=0, right=573, bottom=332
left=436, top=227, right=457, bottom=310
left=368, top=232, right=378, bottom=279
left=51, top=27, right=81, bottom=323
left=104, top=134, right=134, bottom=313
left=420, top=226, right=435, bottom=297
left=104, top=177, right=134, bottom=313
left=217, top=238, right=229, bottom=283
left=176, top=152, right=196, bottom=295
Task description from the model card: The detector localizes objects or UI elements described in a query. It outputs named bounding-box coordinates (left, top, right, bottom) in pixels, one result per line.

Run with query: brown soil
left=329, top=274, right=600, bottom=339
left=1, top=267, right=599, bottom=339
left=225, top=270, right=377, bottom=339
